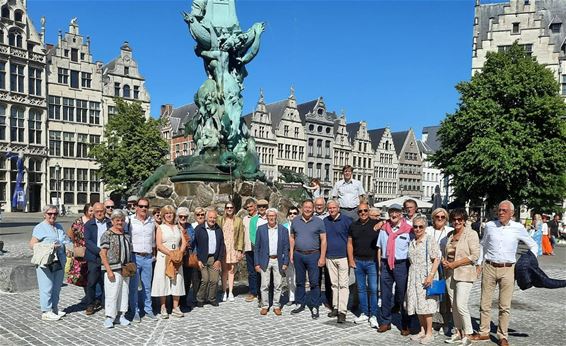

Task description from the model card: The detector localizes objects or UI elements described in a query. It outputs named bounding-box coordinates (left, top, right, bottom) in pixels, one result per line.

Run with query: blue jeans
left=380, top=259, right=410, bottom=328
left=294, top=251, right=320, bottom=308
left=129, top=254, right=153, bottom=315
left=36, top=266, right=64, bottom=312
left=245, top=250, right=260, bottom=296
left=354, top=259, right=378, bottom=318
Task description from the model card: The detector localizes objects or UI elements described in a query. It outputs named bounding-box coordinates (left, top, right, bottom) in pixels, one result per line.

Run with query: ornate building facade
left=369, top=127, right=399, bottom=203
left=472, top=0, right=566, bottom=96
left=0, top=0, right=47, bottom=212
left=346, top=121, right=374, bottom=198
left=392, top=129, right=423, bottom=199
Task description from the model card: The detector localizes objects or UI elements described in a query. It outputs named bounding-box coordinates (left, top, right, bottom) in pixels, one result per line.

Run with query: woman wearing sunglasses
left=426, top=208, right=453, bottom=335
left=442, top=209, right=479, bottom=346
left=406, top=215, right=440, bottom=344
left=217, top=202, right=244, bottom=302
left=29, top=205, right=71, bottom=321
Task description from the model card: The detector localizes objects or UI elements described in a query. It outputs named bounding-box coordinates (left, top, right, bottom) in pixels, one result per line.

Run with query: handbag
left=73, top=246, right=86, bottom=258
left=121, top=262, right=137, bottom=277
left=425, top=237, right=446, bottom=297
left=186, top=251, right=199, bottom=269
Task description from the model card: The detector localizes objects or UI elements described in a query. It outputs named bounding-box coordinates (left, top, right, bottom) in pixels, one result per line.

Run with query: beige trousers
left=445, top=273, right=474, bottom=335
left=326, top=258, right=349, bottom=314
left=479, top=262, right=515, bottom=340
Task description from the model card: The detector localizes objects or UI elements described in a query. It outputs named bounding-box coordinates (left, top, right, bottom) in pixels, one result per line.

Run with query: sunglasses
left=105, top=206, right=114, bottom=209
left=225, top=206, right=234, bottom=209
left=434, top=215, right=446, bottom=220
left=452, top=217, right=464, bottom=222
left=196, top=213, right=205, bottom=216
left=413, top=225, right=426, bottom=230
left=137, top=205, right=149, bottom=209
left=258, top=205, right=268, bottom=208
left=179, top=215, right=187, bottom=218
left=46, top=212, right=58, bottom=216
left=288, top=212, right=298, bottom=215
left=358, top=209, right=369, bottom=214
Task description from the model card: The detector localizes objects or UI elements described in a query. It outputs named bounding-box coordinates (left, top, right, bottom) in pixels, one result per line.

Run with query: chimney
left=160, top=104, right=173, bottom=117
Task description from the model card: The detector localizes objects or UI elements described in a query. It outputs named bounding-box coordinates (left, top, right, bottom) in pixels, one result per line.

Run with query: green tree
left=91, top=99, right=168, bottom=195
left=432, top=43, right=566, bottom=212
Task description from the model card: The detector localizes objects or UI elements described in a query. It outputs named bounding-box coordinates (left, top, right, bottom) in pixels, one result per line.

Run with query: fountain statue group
left=172, top=0, right=266, bottom=182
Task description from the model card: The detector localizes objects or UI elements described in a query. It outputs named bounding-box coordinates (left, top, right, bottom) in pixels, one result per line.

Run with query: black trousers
left=182, top=266, right=201, bottom=306
left=86, top=260, right=104, bottom=306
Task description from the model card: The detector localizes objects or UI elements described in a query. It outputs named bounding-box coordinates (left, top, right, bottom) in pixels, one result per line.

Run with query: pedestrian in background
left=331, top=165, right=365, bottom=222
left=30, top=205, right=71, bottom=321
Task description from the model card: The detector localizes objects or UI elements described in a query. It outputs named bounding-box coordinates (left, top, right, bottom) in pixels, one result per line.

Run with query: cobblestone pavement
left=0, top=249, right=564, bottom=346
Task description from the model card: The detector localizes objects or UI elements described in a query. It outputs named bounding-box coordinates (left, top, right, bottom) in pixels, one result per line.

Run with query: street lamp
left=54, top=163, right=61, bottom=211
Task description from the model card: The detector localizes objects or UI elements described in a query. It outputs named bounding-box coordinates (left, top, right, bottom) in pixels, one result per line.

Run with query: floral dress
left=405, top=234, right=440, bottom=315
left=66, top=217, right=88, bottom=286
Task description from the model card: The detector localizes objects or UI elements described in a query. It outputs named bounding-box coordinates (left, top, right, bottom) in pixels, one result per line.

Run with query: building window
left=114, top=83, right=120, bottom=97
left=124, top=66, right=129, bottom=75
left=512, top=23, right=519, bottom=34
left=133, top=86, right=139, bottom=99
left=90, top=170, right=100, bottom=192
left=89, top=135, right=100, bottom=157
left=81, top=72, right=92, bottom=88
left=8, top=30, right=22, bottom=48
left=49, top=131, right=62, bottom=156
left=48, top=96, right=61, bottom=120
left=123, top=85, right=131, bottom=98
left=316, top=163, right=322, bottom=178
left=0, top=104, right=5, bottom=141
left=278, top=143, right=283, bottom=157
left=1, top=6, right=9, bottom=19
left=108, top=106, right=116, bottom=117
left=70, top=70, right=79, bottom=88
left=294, top=127, right=299, bottom=137
left=0, top=61, right=5, bottom=90
left=77, top=169, right=88, bottom=192
left=62, top=98, right=75, bottom=122
left=316, top=139, right=322, bottom=156
left=562, top=75, right=566, bottom=95
left=10, top=63, right=24, bottom=93
left=63, top=168, right=75, bottom=198
left=89, top=101, right=100, bottom=124
left=76, top=99, right=88, bottom=123
left=58, top=68, right=69, bottom=84
left=550, top=23, right=562, bottom=33
left=10, top=107, right=24, bottom=142
left=307, top=162, right=313, bottom=177
left=28, top=67, right=42, bottom=96
left=284, top=125, right=289, bottom=136
left=523, top=44, right=533, bottom=56
left=64, top=49, right=69, bottom=57
left=71, top=48, right=79, bottom=62
left=77, top=134, right=89, bottom=158
left=28, top=109, right=42, bottom=144
left=63, top=132, right=75, bottom=157
left=299, top=146, right=304, bottom=160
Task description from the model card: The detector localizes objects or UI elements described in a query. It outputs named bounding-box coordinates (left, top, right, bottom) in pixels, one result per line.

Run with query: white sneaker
left=461, top=337, right=472, bottom=346
left=41, top=311, right=61, bottom=321
left=369, top=316, right=379, bottom=328
left=54, top=310, right=66, bottom=318
left=445, top=334, right=462, bottom=344
left=354, top=314, right=369, bottom=324
left=222, top=292, right=228, bottom=302
left=228, top=292, right=235, bottom=302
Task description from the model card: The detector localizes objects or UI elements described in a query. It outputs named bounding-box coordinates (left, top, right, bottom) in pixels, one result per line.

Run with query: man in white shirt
left=471, top=200, right=538, bottom=346
left=127, top=197, right=157, bottom=321
left=331, top=165, right=365, bottom=222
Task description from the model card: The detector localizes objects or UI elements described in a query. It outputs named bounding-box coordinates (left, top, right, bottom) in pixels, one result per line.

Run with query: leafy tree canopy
left=90, top=99, right=169, bottom=194
left=432, top=43, right=566, bottom=212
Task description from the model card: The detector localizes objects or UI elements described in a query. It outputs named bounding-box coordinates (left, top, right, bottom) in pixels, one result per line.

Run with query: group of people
left=527, top=213, right=563, bottom=256
left=29, top=164, right=548, bottom=346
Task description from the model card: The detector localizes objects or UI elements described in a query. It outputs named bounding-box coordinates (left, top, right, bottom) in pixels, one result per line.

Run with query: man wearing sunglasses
left=84, top=202, right=112, bottom=315
left=103, top=199, right=115, bottom=219
left=376, top=203, right=414, bottom=335
left=128, top=197, right=157, bottom=322
left=347, top=202, right=380, bottom=328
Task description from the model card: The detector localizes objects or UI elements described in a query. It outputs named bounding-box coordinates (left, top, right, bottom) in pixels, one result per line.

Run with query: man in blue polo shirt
left=376, top=203, right=414, bottom=335
left=290, top=199, right=327, bottom=319
left=323, top=200, right=352, bottom=323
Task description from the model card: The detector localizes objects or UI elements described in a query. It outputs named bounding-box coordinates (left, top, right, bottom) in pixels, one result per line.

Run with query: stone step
left=0, top=257, right=38, bottom=293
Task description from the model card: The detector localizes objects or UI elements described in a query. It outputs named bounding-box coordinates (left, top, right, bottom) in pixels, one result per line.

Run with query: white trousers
left=104, top=271, right=130, bottom=319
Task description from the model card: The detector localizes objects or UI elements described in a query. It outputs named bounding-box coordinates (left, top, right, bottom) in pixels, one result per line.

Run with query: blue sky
left=28, top=0, right=491, bottom=133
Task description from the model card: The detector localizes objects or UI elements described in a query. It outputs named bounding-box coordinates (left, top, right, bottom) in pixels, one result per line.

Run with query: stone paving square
left=0, top=249, right=564, bottom=346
